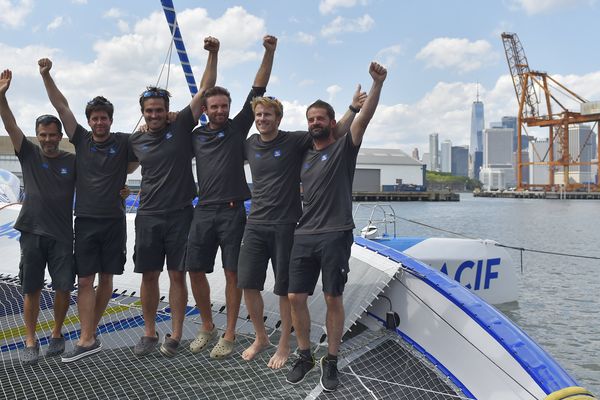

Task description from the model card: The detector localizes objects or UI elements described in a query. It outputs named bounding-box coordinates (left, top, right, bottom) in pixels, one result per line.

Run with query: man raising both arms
left=0, top=69, right=75, bottom=365
left=238, top=87, right=366, bottom=369
left=286, top=62, right=387, bottom=392
left=39, top=58, right=137, bottom=362
left=129, top=37, right=218, bottom=357
left=186, top=35, right=277, bottom=359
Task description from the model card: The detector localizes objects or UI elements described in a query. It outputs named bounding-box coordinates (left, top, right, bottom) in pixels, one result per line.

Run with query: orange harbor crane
left=501, top=32, right=600, bottom=191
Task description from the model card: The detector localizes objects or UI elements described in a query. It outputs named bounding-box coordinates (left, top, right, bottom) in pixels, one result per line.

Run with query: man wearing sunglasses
left=0, top=69, right=75, bottom=365
left=185, top=35, right=277, bottom=360
left=238, top=89, right=366, bottom=370
left=38, top=58, right=138, bottom=362
left=128, top=37, right=219, bottom=358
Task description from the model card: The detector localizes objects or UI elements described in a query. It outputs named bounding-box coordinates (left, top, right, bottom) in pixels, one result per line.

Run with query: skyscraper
left=440, top=140, right=452, bottom=173
left=412, top=147, right=420, bottom=161
left=451, top=146, right=469, bottom=177
left=481, top=127, right=515, bottom=189
left=429, top=133, right=439, bottom=172
left=470, top=93, right=484, bottom=180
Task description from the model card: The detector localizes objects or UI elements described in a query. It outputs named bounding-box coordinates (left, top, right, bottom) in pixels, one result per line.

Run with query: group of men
left=0, top=34, right=386, bottom=392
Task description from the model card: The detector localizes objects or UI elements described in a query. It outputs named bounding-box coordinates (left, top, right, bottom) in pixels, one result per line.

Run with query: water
left=353, top=194, right=600, bottom=395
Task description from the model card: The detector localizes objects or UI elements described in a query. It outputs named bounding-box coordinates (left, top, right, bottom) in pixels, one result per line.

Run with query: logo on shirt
left=141, top=144, right=149, bottom=152
left=303, top=162, right=311, bottom=170
left=254, top=153, right=262, bottom=159
left=60, top=167, right=69, bottom=175
left=273, top=150, right=281, bottom=158
left=90, top=146, right=98, bottom=153
left=321, top=153, right=329, bottom=162
left=217, top=131, right=225, bottom=139
left=41, top=162, right=49, bottom=169
left=109, top=147, right=117, bottom=155
left=165, top=132, right=173, bottom=140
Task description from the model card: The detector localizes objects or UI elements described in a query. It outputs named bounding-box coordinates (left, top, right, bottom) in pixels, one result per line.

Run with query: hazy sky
left=1, top=0, right=599, bottom=155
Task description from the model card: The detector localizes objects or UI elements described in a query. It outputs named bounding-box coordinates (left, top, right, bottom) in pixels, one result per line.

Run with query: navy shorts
left=288, top=230, right=353, bottom=296
left=133, top=206, right=193, bottom=273
left=185, top=203, right=246, bottom=273
left=18, top=231, right=75, bottom=294
left=237, top=223, right=295, bottom=295
left=75, top=216, right=126, bottom=277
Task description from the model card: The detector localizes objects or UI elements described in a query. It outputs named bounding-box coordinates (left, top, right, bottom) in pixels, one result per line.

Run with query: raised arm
left=190, top=36, right=219, bottom=121
left=333, top=84, right=367, bottom=139
left=253, top=35, right=277, bottom=88
left=0, top=69, right=25, bottom=153
left=350, top=62, right=387, bottom=147
left=38, top=58, right=77, bottom=138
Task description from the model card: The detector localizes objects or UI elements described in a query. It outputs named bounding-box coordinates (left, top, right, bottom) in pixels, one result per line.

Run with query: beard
left=309, top=125, right=331, bottom=140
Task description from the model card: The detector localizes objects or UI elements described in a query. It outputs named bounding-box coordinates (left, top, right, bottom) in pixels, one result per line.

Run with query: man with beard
left=129, top=37, right=218, bottom=358
left=185, top=35, right=277, bottom=360
left=238, top=89, right=366, bottom=369
left=286, top=62, right=387, bottom=392
left=38, top=58, right=138, bottom=362
left=0, top=69, right=75, bottom=365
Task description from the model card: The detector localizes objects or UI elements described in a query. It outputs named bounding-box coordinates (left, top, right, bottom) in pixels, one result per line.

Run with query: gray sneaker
left=61, top=339, right=102, bottom=363
left=46, top=335, right=65, bottom=357
left=21, top=343, right=40, bottom=366
left=159, top=334, right=180, bottom=357
left=133, top=333, right=159, bottom=356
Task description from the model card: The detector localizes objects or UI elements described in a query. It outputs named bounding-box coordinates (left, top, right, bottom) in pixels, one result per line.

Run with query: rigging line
left=495, top=243, right=600, bottom=260
left=389, top=214, right=475, bottom=239
left=340, top=369, right=474, bottom=400
left=391, top=274, right=538, bottom=399
left=345, top=365, right=379, bottom=400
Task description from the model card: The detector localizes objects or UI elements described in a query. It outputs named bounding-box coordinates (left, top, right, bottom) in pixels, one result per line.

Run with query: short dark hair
left=139, top=86, right=171, bottom=112
left=85, top=96, right=114, bottom=120
left=201, top=86, right=231, bottom=108
left=35, top=114, right=62, bottom=135
left=306, top=99, right=335, bottom=120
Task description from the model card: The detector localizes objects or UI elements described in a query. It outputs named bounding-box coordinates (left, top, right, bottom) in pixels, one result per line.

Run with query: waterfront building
left=412, top=147, right=420, bottom=161
left=528, top=138, right=550, bottom=186
left=421, top=152, right=430, bottom=169
left=482, top=127, right=515, bottom=190
left=451, top=146, right=469, bottom=177
left=429, top=133, right=440, bottom=172
left=554, top=124, right=597, bottom=184
left=440, top=139, right=452, bottom=173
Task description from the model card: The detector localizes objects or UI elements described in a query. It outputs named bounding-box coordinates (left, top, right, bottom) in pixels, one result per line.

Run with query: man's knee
left=78, top=275, right=95, bottom=288
left=288, top=293, right=307, bottom=308
left=142, top=271, right=160, bottom=283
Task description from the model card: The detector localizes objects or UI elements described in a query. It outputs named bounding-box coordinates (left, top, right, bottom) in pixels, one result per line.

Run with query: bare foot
left=267, top=345, right=290, bottom=369
left=241, top=338, right=271, bottom=361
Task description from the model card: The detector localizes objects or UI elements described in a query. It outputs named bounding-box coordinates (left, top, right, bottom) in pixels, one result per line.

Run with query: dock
left=352, top=191, right=460, bottom=201
left=474, top=190, right=600, bottom=200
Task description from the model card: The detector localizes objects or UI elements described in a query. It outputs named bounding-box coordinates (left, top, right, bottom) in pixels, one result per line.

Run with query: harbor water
left=352, top=194, right=600, bottom=394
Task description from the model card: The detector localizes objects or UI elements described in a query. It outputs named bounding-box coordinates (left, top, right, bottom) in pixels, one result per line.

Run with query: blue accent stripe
left=354, top=236, right=578, bottom=395
left=370, top=237, right=427, bottom=252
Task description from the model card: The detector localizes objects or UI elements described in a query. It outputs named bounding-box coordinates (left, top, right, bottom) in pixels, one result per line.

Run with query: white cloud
left=104, top=7, right=124, bottom=19
left=326, top=84, right=342, bottom=102
left=0, top=0, right=33, bottom=28
left=416, top=37, right=497, bottom=73
left=298, top=79, right=316, bottom=87
left=319, top=0, right=368, bottom=14
left=511, top=0, right=595, bottom=14
left=375, top=45, right=402, bottom=68
left=321, top=14, right=374, bottom=37
left=71, top=0, right=87, bottom=4
left=295, top=32, right=316, bottom=45
left=116, top=19, right=129, bottom=33
left=46, top=16, right=64, bottom=31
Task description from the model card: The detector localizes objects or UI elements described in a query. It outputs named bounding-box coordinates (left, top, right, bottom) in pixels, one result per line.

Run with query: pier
left=352, top=191, right=459, bottom=201
left=474, top=190, right=600, bottom=200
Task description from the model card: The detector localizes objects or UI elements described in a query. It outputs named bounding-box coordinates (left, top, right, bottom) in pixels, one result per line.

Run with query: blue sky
left=1, top=0, right=599, bottom=155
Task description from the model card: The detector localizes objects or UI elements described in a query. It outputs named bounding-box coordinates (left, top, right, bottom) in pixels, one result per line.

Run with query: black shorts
left=133, top=206, right=193, bottom=273
left=18, top=231, right=75, bottom=294
left=237, top=223, right=295, bottom=296
left=75, top=216, right=126, bottom=277
left=185, top=203, right=246, bottom=273
left=288, top=230, right=353, bottom=296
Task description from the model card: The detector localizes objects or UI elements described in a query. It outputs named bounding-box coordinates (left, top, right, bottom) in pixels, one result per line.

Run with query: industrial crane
left=501, top=32, right=600, bottom=191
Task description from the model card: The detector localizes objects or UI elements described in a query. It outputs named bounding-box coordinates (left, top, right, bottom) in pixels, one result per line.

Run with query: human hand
left=0, top=69, right=12, bottom=95
left=167, top=111, right=179, bottom=123
left=369, top=62, right=387, bottom=83
left=204, top=36, right=220, bottom=53
left=119, top=185, right=131, bottom=200
left=38, top=58, right=53, bottom=76
left=351, top=84, right=367, bottom=111
left=139, top=123, right=149, bottom=133
left=263, top=35, right=277, bottom=52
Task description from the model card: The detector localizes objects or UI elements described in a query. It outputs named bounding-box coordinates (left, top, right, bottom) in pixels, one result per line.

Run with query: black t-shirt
left=192, top=87, right=265, bottom=205
left=129, top=106, right=197, bottom=215
left=71, top=124, right=132, bottom=218
left=244, top=130, right=312, bottom=224
left=14, top=137, right=76, bottom=244
left=295, top=133, right=360, bottom=234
